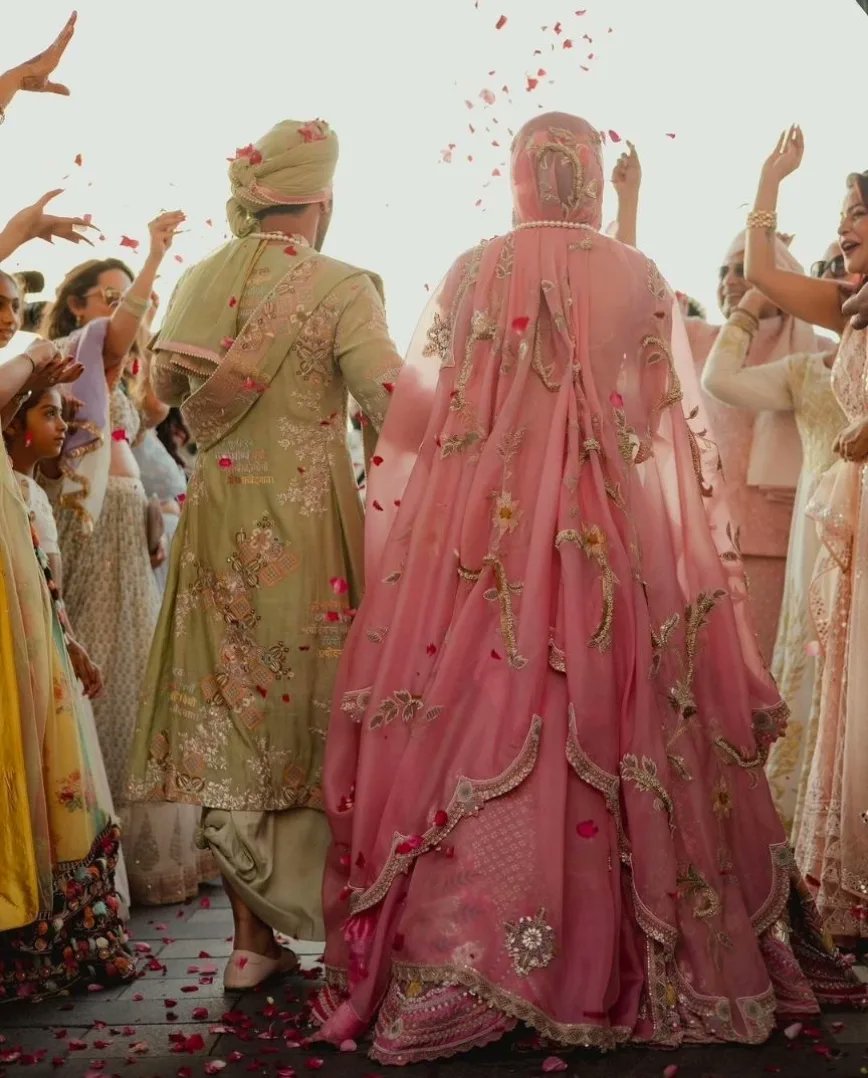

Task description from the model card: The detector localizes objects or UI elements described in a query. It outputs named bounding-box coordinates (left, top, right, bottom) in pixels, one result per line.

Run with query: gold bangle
left=120, top=294, right=150, bottom=317
left=728, top=311, right=759, bottom=340
left=746, top=210, right=778, bottom=231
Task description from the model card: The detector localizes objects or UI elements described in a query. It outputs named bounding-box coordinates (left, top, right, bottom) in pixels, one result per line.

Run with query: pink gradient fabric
left=314, top=114, right=861, bottom=1065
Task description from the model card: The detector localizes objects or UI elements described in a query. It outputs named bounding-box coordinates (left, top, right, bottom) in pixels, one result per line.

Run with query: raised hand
left=761, top=125, right=804, bottom=186
left=2, top=190, right=96, bottom=252
left=147, top=211, right=186, bottom=260
left=0, top=13, right=77, bottom=108
left=611, top=141, right=641, bottom=199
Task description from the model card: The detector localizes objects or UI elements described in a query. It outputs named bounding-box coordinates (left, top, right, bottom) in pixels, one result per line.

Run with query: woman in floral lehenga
left=312, top=113, right=863, bottom=1065
left=746, top=130, right=868, bottom=942
left=0, top=341, right=133, bottom=1001
left=40, top=230, right=217, bottom=906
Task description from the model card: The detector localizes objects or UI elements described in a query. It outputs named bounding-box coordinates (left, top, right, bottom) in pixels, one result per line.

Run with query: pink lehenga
left=311, top=114, right=863, bottom=1065
left=795, top=324, right=868, bottom=939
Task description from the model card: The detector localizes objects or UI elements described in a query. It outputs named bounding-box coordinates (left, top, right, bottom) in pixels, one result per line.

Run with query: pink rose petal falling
left=495, top=14, right=507, bottom=29
left=119, top=235, right=139, bottom=250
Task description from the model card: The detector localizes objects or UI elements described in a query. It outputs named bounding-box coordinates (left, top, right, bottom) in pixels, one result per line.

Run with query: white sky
left=1, top=0, right=864, bottom=354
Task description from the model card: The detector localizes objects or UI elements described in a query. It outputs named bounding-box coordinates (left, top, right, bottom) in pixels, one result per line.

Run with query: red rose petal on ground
left=663, top=1066, right=679, bottom=1078
left=192, top=1007, right=209, bottom=1020
left=512, top=315, right=530, bottom=332
left=120, top=235, right=139, bottom=250
left=495, top=14, right=507, bottom=29
left=541, top=1058, right=568, bottom=1073
left=164, top=999, right=178, bottom=1008
left=305, top=1059, right=325, bottom=1070
left=577, top=819, right=599, bottom=839
left=181, top=985, right=199, bottom=992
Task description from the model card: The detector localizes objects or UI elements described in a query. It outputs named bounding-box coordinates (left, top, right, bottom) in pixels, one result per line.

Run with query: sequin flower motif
left=504, top=908, right=556, bottom=976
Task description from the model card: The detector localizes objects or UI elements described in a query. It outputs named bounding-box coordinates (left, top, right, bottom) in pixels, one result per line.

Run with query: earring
left=24, top=432, right=33, bottom=448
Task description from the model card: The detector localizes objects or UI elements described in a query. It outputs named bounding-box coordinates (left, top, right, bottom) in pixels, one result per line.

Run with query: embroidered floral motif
left=711, top=775, right=733, bottom=818
left=555, top=526, right=617, bottom=651
left=492, top=490, right=522, bottom=537
left=441, top=430, right=482, bottom=458
left=620, top=754, right=675, bottom=827
left=504, top=908, right=556, bottom=976
left=367, top=690, right=443, bottom=730
left=668, top=590, right=726, bottom=719
left=178, top=515, right=296, bottom=731
left=57, top=771, right=85, bottom=812
left=642, top=334, right=683, bottom=414
left=677, top=864, right=721, bottom=921
left=423, top=312, right=454, bottom=368
left=277, top=412, right=345, bottom=516
left=494, top=234, right=515, bottom=279
left=452, top=311, right=497, bottom=413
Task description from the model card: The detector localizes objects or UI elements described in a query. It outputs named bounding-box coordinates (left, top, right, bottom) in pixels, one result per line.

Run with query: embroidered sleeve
left=701, top=323, right=793, bottom=412
left=151, top=351, right=191, bottom=408
left=334, top=276, right=403, bottom=432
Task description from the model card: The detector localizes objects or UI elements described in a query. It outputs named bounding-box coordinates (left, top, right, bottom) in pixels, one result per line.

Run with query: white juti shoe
left=223, top=947, right=300, bottom=991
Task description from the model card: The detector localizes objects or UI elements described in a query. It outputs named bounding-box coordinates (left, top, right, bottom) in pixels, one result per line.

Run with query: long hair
left=40, top=257, right=133, bottom=342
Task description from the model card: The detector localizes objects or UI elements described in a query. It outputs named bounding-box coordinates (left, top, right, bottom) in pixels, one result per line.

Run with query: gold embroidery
left=647, top=260, right=667, bottom=300
left=365, top=626, right=390, bottom=644
left=422, top=312, right=454, bottom=368
left=341, top=686, right=372, bottom=721
left=457, top=555, right=527, bottom=669
left=452, top=311, right=497, bottom=413
left=441, top=430, right=481, bottom=458
left=711, top=775, right=733, bottom=818
left=494, top=233, right=515, bottom=279
left=668, top=590, right=725, bottom=719
left=684, top=406, right=715, bottom=499
left=650, top=612, right=680, bottom=677
left=641, top=334, right=683, bottom=413
left=531, top=334, right=561, bottom=391
left=619, top=753, right=675, bottom=827
left=677, top=864, right=721, bottom=921
left=555, top=526, right=617, bottom=651
left=548, top=635, right=566, bottom=674
left=350, top=714, right=542, bottom=914
left=504, top=908, right=556, bottom=976
left=276, top=411, right=345, bottom=516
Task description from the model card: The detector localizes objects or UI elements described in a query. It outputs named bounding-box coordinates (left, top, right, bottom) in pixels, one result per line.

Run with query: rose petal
left=526, top=77, right=539, bottom=92
left=608, top=130, right=622, bottom=143
left=330, top=576, right=349, bottom=595
left=805, top=640, right=821, bottom=657
left=218, top=456, right=233, bottom=470
left=205, top=1063, right=228, bottom=1075
left=491, top=649, right=502, bottom=660
left=120, top=235, right=139, bottom=250
left=339, top=1040, right=357, bottom=1053
left=305, top=1060, right=325, bottom=1071
left=371, top=455, right=384, bottom=466
left=783, top=1021, right=803, bottom=1040
left=576, top=819, right=599, bottom=839
left=512, top=315, right=530, bottom=332
left=495, top=14, right=507, bottom=29
left=609, top=390, right=624, bottom=408
left=663, top=1067, right=679, bottom=1078
left=541, top=1057, right=568, bottom=1073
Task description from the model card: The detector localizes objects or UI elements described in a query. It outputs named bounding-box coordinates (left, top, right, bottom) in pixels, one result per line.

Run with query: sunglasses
left=810, top=255, right=846, bottom=280
left=83, top=286, right=124, bottom=307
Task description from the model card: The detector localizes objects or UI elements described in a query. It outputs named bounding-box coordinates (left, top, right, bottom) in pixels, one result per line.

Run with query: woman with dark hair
left=39, top=217, right=217, bottom=907
left=745, top=128, right=868, bottom=941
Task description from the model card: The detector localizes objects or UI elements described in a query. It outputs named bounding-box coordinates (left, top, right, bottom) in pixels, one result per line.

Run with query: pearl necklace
left=250, top=231, right=311, bottom=247
left=514, top=220, right=593, bottom=232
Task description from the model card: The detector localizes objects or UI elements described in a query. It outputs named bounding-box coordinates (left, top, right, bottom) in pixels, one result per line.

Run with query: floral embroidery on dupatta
left=555, top=526, right=617, bottom=651
left=504, top=908, right=557, bottom=976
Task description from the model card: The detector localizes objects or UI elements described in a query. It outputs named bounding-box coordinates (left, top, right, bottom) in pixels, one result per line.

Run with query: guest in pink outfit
left=311, top=113, right=862, bottom=1066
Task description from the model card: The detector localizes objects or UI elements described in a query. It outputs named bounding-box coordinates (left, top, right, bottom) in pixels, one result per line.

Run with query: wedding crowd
left=3, top=11, right=868, bottom=1068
